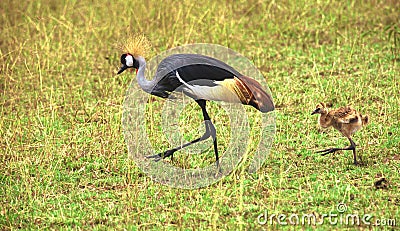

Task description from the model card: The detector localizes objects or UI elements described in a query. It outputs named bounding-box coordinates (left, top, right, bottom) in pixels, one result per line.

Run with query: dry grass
left=1, top=0, right=399, bottom=229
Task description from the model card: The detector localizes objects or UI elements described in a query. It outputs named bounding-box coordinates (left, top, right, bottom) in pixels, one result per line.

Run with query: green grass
left=1, top=0, right=399, bottom=230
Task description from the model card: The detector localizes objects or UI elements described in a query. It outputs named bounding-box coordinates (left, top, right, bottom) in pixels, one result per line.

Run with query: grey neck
left=135, top=56, right=157, bottom=93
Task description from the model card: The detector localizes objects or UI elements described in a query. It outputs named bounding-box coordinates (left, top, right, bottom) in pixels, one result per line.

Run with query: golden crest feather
left=118, top=33, right=151, bottom=58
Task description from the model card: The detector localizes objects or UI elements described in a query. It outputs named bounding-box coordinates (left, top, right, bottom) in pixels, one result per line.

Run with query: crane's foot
left=146, top=149, right=176, bottom=162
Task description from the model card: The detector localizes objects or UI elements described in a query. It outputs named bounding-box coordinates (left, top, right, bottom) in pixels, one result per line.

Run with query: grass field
left=1, top=0, right=399, bottom=230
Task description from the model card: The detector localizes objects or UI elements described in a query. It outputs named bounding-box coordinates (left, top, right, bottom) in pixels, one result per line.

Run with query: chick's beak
left=311, top=109, right=318, bottom=115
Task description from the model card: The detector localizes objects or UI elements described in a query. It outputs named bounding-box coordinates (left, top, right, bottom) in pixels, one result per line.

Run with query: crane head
left=117, top=53, right=139, bottom=74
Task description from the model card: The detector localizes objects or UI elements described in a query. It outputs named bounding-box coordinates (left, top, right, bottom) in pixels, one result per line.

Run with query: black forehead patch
left=120, top=54, right=127, bottom=64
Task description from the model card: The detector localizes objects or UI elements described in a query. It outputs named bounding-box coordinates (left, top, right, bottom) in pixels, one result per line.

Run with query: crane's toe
left=146, top=149, right=176, bottom=162
left=145, top=154, right=162, bottom=162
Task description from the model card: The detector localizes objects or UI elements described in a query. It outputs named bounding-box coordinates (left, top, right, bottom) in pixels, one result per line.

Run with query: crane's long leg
left=316, top=137, right=358, bottom=165
left=146, top=100, right=220, bottom=169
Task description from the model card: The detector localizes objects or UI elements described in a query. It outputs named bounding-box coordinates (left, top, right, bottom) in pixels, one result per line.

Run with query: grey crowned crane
left=117, top=36, right=274, bottom=169
left=311, top=103, right=369, bottom=165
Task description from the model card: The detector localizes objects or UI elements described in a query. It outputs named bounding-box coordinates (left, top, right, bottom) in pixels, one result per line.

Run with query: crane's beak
left=311, top=109, right=318, bottom=115
left=117, top=64, right=128, bottom=74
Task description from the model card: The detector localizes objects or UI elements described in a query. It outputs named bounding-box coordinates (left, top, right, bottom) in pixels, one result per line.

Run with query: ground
left=1, top=0, right=399, bottom=230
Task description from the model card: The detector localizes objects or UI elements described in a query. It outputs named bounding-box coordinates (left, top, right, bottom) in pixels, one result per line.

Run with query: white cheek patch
left=125, top=55, right=134, bottom=67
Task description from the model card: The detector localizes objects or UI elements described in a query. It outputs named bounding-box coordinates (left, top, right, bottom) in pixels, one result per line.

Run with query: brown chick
left=311, top=102, right=369, bottom=165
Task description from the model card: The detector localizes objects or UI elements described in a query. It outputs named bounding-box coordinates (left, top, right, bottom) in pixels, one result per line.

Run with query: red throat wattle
left=128, top=68, right=138, bottom=74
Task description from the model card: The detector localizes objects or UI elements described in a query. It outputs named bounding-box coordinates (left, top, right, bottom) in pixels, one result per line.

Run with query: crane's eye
left=125, top=55, right=134, bottom=67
